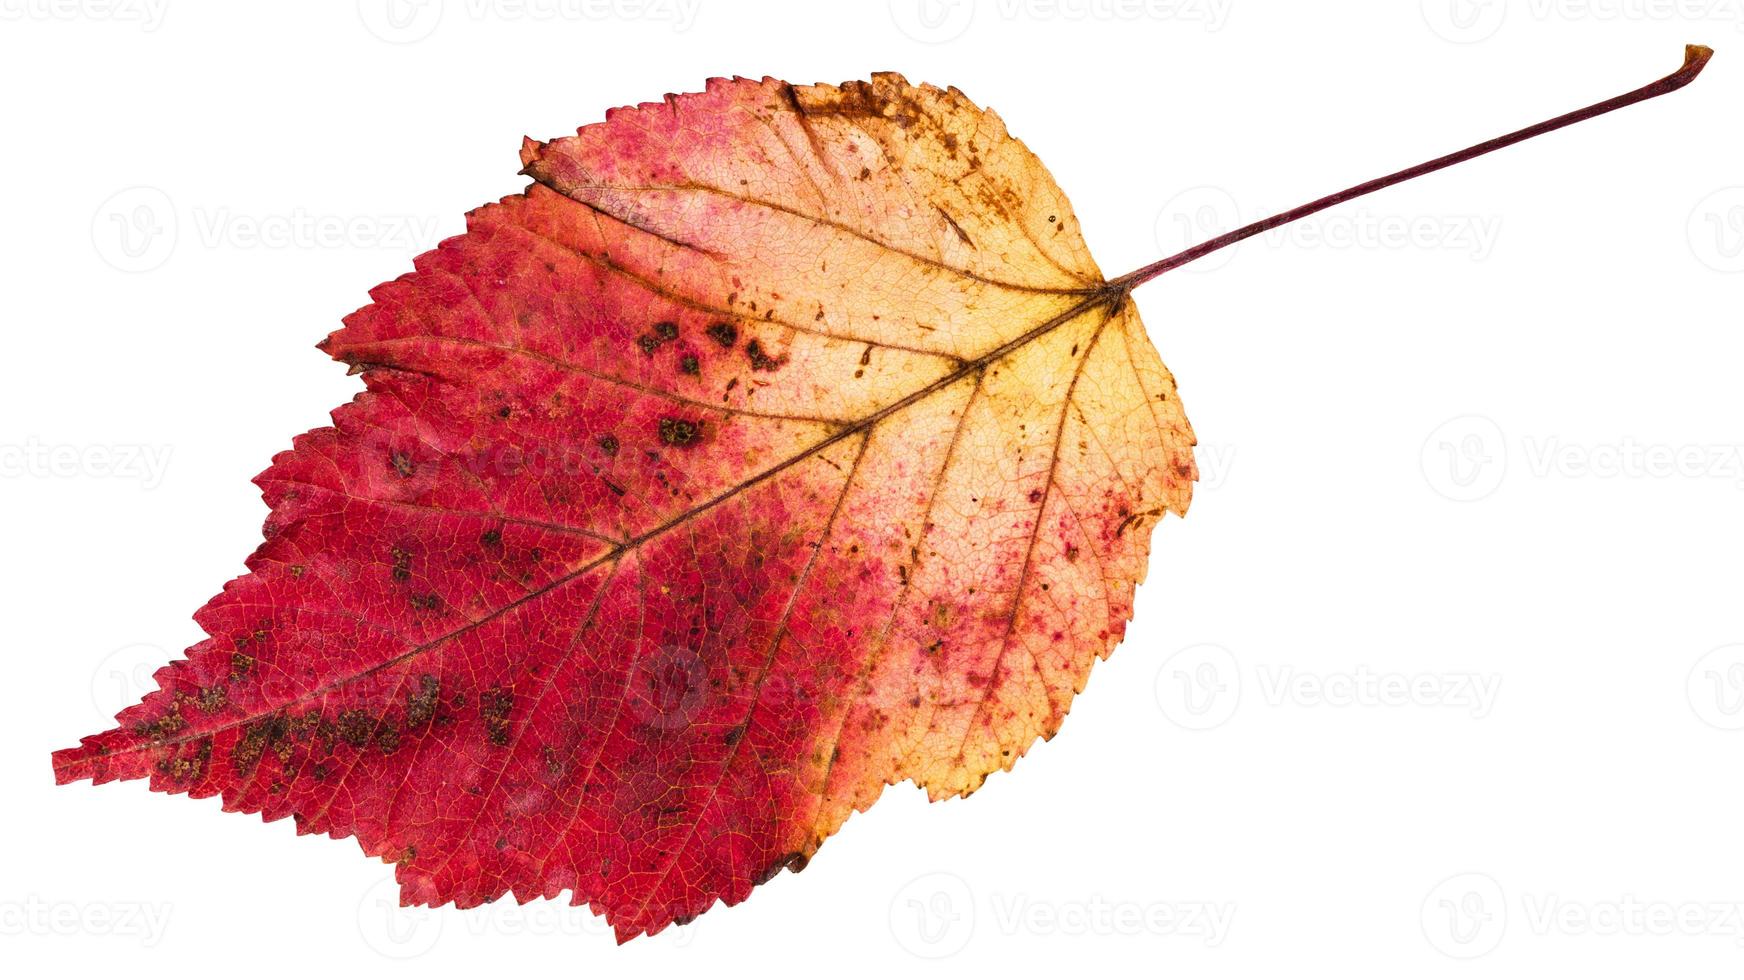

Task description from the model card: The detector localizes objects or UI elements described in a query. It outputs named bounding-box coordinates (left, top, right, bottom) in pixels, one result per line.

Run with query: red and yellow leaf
left=52, top=73, right=1194, bottom=940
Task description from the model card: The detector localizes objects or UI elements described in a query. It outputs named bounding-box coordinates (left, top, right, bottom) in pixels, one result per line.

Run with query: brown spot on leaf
left=481, top=687, right=514, bottom=746
left=753, top=851, right=811, bottom=886
left=659, top=417, right=701, bottom=447
left=746, top=339, right=787, bottom=372
left=706, top=322, right=738, bottom=348
left=337, top=710, right=375, bottom=749
left=133, top=703, right=186, bottom=742
left=197, top=685, right=228, bottom=713
left=406, top=674, right=441, bottom=728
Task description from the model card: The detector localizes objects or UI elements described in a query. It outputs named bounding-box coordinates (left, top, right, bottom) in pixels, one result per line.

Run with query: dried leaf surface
left=53, top=73, right=1196, bottom=940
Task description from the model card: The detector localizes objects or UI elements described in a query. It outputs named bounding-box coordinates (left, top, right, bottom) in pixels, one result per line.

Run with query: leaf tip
left=518, top=135, right=545, bottom=171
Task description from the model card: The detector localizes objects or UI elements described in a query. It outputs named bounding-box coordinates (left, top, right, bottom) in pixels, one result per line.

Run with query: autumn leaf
left=54, top=74, right=1196, bottom=939
left=52, top=50, right=1712, bottom=941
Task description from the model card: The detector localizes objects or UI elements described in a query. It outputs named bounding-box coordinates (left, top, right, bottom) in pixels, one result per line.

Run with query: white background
left=4, top=1, right=1743, bottom=975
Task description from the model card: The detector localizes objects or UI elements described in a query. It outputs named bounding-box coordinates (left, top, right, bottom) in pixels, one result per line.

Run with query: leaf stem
left=1112, top=44, right=1714, bottom=290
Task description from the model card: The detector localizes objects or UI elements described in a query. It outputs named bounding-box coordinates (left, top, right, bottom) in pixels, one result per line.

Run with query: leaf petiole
left=1112, top=43, right=1714, bottom=290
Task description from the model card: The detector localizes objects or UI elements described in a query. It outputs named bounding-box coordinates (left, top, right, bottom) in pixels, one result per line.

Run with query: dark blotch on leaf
left=746, top=339, right=787, bottom=372
left=658, top=417, right=701, bottom=447
left=705, top=322, right=737, bottom=348
left=406, top=674, right=441, bottom=728
left=337, top=709, right=375, bottom=749
left=753, top=851, right=810, bottom=886
left=637, top=321, right=680, bottom=357
left=480, top=687, right=514, bottom=746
